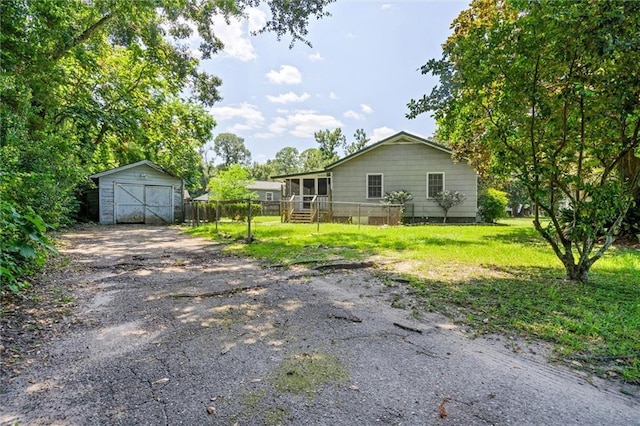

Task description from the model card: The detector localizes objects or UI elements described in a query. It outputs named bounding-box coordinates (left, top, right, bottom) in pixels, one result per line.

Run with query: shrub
left=0, top=201, right=57, bottom=293
left=217, top=201, right=262, bottom=221
left=433, top=190, right=466, bottom=223
left=382, top=190, right=413, bottom=205
left=478, top=188, right=508, bottom=223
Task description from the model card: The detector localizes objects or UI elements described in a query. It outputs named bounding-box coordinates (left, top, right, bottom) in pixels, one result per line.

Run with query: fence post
left=196, top=203, right=200, bottom=227
left=215, top=200, right=219, bottom=233
left=247, top=198, right=253, bottom=243
left=387, top=205, right=390, bottom=225
left=358, top=203, right=361, bottom=230
left=315, top=199, right=320, bottom=232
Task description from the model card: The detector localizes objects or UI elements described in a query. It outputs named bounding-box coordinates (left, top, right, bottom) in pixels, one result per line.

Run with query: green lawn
left=185, top=217, right=640, bottom=383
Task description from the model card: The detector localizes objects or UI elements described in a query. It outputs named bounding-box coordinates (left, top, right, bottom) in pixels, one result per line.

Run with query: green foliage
left=314, top=128, right=345, bottom=165
left=381, top=190, right=413, bottom=205
left=0, top=201, right=57, bottom=294
left=344, top=128, right=370, bottom=155
left=433, top=189, right=466, bottom=223
left=408, top=0, right=640, bottom=281
left=478, top=189, right=507, bottom=223
left=216, top=201, right=262, bottom=222
left=208, top=164, right=257, bottom=201
left=299, top=148, right=324, bottom=171
left=213, top=133, right=252, bottom=168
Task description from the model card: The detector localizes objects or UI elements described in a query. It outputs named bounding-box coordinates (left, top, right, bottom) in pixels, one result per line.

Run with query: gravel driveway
left=1, top=225, right=638, bottom=425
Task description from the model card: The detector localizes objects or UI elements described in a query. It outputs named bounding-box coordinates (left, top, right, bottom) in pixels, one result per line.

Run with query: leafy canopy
left=408, top=0, right=640, bottom=282
left=208, top=164, right=257, bottom=201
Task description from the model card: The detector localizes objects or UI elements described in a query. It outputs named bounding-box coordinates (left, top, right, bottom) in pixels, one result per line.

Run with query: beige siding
left=331, top=142, right=477, bottom=220
left=97, top=164, right=184, bottom=224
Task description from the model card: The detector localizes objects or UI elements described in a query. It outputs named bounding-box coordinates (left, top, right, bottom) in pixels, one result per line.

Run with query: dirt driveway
left=1, top=225, right=638, bottom=425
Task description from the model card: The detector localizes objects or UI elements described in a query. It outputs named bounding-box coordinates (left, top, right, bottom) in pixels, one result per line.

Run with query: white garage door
left=115, top=184, right=173, bottom=224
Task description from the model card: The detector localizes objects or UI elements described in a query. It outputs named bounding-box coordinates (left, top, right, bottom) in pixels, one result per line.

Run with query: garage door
left=115, top=184, right=173, bottom=224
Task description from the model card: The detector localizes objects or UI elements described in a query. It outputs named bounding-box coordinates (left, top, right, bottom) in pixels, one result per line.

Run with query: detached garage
left=90, top=160, right=184, bottom=225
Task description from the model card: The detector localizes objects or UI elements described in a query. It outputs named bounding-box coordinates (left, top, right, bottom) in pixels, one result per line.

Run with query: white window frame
left=366, top=173, right=384, bottom=199
left=426, top=172, right=445, bottom=199
left=265, top=192, right=273, bottom=201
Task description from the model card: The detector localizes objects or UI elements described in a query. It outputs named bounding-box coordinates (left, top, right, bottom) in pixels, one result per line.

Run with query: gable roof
left=247, top=181, right=282, bottom=191
left=89, top=160, right=178, bottom=179
left=325, top=131, right=454, bottom=170
left=270, top=131, right=456, bottom=180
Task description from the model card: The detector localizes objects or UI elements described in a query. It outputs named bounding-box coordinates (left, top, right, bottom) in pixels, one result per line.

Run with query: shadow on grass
left=407, top=264, right=640, bottom=383
left=481, top=225, right=549, bottom=247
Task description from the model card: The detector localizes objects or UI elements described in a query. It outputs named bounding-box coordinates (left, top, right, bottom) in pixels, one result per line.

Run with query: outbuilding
left=90, top=160, right=184, bottom=225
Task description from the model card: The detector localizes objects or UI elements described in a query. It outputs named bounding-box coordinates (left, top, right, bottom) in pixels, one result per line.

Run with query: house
left=272, top=131, right=478, bottom=223
left=90, top=160, right=185, bottom=225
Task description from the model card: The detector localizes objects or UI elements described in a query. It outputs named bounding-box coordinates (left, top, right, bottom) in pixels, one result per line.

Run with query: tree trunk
left=443, top=209, right=448, bottom=224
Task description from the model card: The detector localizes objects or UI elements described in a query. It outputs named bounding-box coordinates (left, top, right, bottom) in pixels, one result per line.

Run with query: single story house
left=271, top=131, right=478, bottom=223
left=90, top=160, right=185, bottom=225
left=192, top=181, right=282, bottom=202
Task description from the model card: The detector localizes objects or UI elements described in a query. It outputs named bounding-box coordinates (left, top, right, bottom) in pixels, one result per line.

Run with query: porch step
left=290, top=211, right=312, bottom=223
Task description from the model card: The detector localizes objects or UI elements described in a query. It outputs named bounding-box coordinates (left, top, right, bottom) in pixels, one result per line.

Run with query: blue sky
left=198, top=1, right=469, bottom=164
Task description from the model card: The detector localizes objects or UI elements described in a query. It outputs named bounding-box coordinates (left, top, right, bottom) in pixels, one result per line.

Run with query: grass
left=185, top=217, right=640, bottom=383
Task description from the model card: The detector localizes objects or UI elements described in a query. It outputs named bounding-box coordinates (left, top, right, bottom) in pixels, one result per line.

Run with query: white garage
left=90, top=160, right=184, bottom=225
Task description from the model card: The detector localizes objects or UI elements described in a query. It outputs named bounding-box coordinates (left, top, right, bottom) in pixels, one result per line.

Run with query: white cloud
left=254, top=132, right=275, bottom=139
left=266, top=65, right=302, bottom=84
left=209, top=13, right=259, bottom=62
left=308, top=52, right=324, bottom=62
left=329, top=92, right=338, bottom=100
left=361, top=104, right=374, bottom=114
left=247, top=8, right=267, bottom=33
left=266, top=91, right=311, bottom=104
left=371, top=126, right=397, bottom=142
left=209, top=102, right=265, bottom=130
left=268, top=111, right=343, bottom=138
left=344, top=110, right=363, bottom=120
left=381, top=4, right=392, bottom=10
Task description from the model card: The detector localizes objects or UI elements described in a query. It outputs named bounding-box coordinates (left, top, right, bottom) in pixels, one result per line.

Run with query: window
left=367, top=174, right=383, bottom=199
left=265, top=192, right=273, bottom=201
left=427, top=172, right=444, bottom=198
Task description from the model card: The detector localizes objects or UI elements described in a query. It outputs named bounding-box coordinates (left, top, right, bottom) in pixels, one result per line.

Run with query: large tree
left=213, top=133, right=252, bottom=168
left=273, top=146, right=300, bottom=175
left=314, top=128, right=346, bottom=164
left=408, top=0, right=640, bottom=282
left=0, top=0, right=333, bottom=290
left=344, top=128, right=370, bottom=155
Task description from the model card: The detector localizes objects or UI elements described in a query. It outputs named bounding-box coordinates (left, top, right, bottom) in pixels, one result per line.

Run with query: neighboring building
left=247, top=181, right=283, bottom=201
left=90, top=160, right=185, bottom=225
left=272, top=131, right=478, bottom=223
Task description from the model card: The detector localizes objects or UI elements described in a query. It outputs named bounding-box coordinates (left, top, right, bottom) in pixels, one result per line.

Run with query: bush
left=0, top=201, right=57, bottom=293
left=478, top=188, right=508, bottom=223
left=433, top=190, right=466, bottom=223
left=217, top=201, right=262, bottom=221
left=381, top=190, right=413, bottom=205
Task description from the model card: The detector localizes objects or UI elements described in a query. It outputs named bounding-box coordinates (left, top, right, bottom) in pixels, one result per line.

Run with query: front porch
left=275, top=172, right=332, bottom=223
left=281, top=194, right=331, bottom=223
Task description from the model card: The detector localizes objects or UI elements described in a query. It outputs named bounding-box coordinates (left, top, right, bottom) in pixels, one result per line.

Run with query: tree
left=299, top=148, right=325, bottom=171
left=433, top=190, right=466, bottom=223
left=408, top=1, right=640, bottom=282
left=273, top=147, right=300, bottom=175
left=344, top=128, right=370, bottom=155
left=0, top=0, right=333, bottom=289
left=314, top=128, right=346, bottom=164
left=213, top=133, right=252, bottom=168
left=208, top=164, right=257, bottom=201
left=249, top=161, right=277, bottom=181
